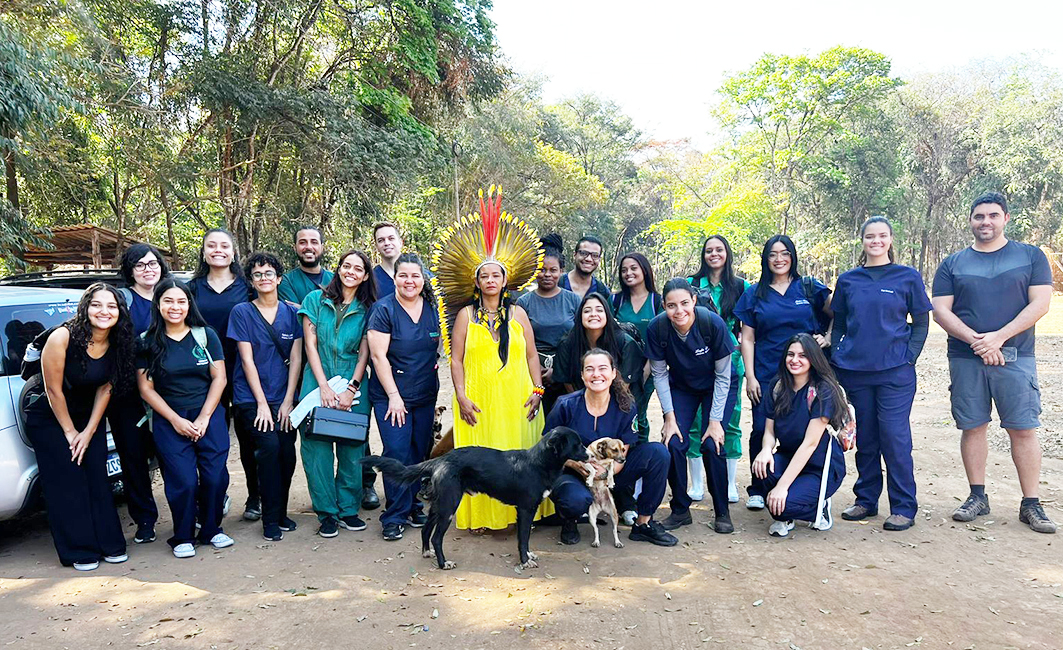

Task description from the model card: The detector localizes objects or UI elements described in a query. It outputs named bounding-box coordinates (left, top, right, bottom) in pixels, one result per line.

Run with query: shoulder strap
left=117, top=287, right=134, bottom=306
left=652, top=292, right=663, bottom=315
left=250, top=304, right=292, bottom=366
left=611, top=292, right=622, bottom=312
left=190, top=326, right=214, bottom=364
left=801, top=276, right=825, bottom=335
left=655, top=314, right=669, bottom=350
left=695, top=306, right=714, bottom=342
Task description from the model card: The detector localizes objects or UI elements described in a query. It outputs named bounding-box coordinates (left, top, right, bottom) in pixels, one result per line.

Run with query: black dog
left=362, top=427, right=588, bottom=570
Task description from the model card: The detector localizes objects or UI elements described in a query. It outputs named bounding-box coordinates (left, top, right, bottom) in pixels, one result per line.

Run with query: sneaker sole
left=660, top=518, right=693, bottom=531
left=746, top=501, right=765, bottom=511
left=133, top=536, right=156, bottom=544
left=73, top=562, right=100, bottom=571
left=628, top=532, right=677, bottom=547
left=338, top=522, right=367, bottom=532
left=1019, top=513, right=1058, bottom=534
left=103, top=555, right=128, bottom=563
left=769, top=521, right=796, bottom=537
left=211, top=539, right=235, bottom=548
left=407, top=521, right=427, bottom=528
left=263, top=534, right=283, bottom=541
left=883, top=519, right=915, bottom=532
left=318, top=530, right=340, bottom=538
left=173, top=551, right=196, bottom=559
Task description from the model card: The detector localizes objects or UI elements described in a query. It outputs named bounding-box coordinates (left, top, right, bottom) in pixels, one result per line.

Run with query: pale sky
left=491, top=0, right=1063, bottom=149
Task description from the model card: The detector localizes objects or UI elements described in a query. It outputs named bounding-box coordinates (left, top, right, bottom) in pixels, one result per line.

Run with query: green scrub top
left=297, top=289, right=371, bottom=414
left=690, top=276, right=750, bottom=377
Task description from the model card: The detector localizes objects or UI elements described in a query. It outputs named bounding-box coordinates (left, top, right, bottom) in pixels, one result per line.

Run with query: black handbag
left=306, top=407, right=369, bottom=443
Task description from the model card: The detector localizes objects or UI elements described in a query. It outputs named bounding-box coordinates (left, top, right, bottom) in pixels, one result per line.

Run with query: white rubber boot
left=687, top=457, right=705, bottom=502
left=727, top=458, right=740, bottom=503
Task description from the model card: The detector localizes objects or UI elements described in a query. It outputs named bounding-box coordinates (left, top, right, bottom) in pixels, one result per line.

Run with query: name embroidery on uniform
left=879, top=288, right=895, bottom=294
left=794, top=299, right=810, bottom=306
left=694, top=346, right=711, bottom=356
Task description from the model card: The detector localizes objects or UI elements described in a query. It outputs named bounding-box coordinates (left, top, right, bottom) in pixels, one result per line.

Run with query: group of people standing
left=26, top=189, right=1055, bottom=570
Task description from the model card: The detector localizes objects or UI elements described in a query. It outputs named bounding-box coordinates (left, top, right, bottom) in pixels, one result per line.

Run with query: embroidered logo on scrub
left=193, top=345, right=209, bottom=366
left=694, top=346, right=711, bottom=356
left=880, top=288, right=895, bottom=294
left=794, top=299, right=810, bottom=306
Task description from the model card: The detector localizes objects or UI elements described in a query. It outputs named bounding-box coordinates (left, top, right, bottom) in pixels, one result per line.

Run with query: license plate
left=106, top=453, right=122, bottom=477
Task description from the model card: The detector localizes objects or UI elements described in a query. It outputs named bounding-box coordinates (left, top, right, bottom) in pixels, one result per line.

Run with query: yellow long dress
left=454, top=311, right=552, bottom=530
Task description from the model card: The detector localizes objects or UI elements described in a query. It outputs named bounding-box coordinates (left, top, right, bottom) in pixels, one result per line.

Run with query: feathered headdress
left=431, top=186, right=544, bottom=357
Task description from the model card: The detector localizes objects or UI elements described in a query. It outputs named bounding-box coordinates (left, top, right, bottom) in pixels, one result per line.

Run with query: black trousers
left=233, top=403, right=296, bottom=528
left=107, top=395, right=158, bottom=528
left=26, top=409, right=126, bottom=566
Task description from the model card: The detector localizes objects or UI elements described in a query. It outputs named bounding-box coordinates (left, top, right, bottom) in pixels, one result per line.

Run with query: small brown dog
left=583, top=437, right=627, bottom=549
left=429, top=406, right=451, bottom=459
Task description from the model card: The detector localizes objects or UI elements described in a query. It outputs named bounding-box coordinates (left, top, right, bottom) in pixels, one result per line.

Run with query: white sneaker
left=769, top=520, right=795, bottom=537
left=173, top=543, right=196, bottom=558
left=73, top=561, right=99, bottom=571
left=811, top=498, right=834, bottom=531
left=621, top=510, right=637, bottom=526
left=210, top=533, right=234, bottom=548
left=103, top=554, right=128, bottom=564
left=222, top=494, right=232, bottom=517
left=746, top=495, right=766, bottom=510
left=687, top=458, right=705, bottom=502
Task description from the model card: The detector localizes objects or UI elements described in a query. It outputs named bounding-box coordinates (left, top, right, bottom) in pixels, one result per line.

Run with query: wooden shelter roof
left=21, top=225, right=174, bottom=269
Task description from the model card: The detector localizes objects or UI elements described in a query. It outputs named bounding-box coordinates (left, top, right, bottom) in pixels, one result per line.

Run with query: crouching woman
left=751, top=333, right=847, bottom=537
left=545, top=349, right=676, bottom=547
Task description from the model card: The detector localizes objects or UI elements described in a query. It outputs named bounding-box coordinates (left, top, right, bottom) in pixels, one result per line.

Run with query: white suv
left=0, top=286, right=125, bottom=521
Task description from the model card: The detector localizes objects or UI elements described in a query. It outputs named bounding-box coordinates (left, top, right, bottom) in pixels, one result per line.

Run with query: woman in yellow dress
left=432, top=187, right=550, bottom=530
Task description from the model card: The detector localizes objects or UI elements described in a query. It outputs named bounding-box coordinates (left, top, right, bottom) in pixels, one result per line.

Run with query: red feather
left=480, top=188, right=501, bottom=257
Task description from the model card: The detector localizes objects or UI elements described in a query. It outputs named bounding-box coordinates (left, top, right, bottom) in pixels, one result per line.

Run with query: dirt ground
left=2, top=310, right=1063, bottom=650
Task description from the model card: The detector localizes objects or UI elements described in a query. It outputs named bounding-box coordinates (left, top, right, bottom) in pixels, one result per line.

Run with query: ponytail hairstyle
left=323, top=250, right=377, bottom=308
left=395, top=252, right=435, bottom=306
left=755, top=234, right=800, bottom=300
left=857, top=216, right=895, bottom=266
left=581, top=347, right=634, bottom=413
left=690, top=235, right=743, bottom=322
left=473, top=261, right=512, bottom=368
left=772, top=333, right=849, bottom=430
left=141, top=277, right=210, bottom=380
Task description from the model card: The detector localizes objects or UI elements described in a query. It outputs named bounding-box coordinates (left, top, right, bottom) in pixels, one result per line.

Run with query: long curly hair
left=140, top=277, right=211, bottom=380
left=580, top=347, right=634, bottom=412
left=771, top=333, right=849, bottom=430
left=66, top=282, right=137, bottom=396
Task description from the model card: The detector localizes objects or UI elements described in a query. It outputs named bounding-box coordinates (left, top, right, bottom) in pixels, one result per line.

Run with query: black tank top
left=28, top=338, right=115, bottom=418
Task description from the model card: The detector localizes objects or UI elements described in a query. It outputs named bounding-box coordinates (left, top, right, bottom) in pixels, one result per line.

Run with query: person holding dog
left=299, top=250, right=377, bottom=539
left=434, top=187, right=551, bottom=533
left=648, top=278, right=736, bottom=534
left=545, top=349, right=676, bottom=547
left=368, top=253, right=441, bottom=542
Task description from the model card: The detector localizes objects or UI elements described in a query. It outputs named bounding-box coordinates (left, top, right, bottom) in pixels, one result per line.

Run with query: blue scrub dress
left=734, top=278, right=831, bottom=497
left=752, top=380, right=846, bottom=523
left=831, top=264, right=932, bottom=519
left=645, top=308, right=735, bottom=518
left=544, top=390, right=670, bottom=521
left=367, top=294, right=441, bottom=528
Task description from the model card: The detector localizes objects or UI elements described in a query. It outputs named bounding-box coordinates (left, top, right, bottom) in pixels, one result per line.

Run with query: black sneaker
left=1019, top=501, right=1058, bottom=534
left=559, top=519, right=580, bottom=545
left=952, top=494, right=990, bottom=522
left=133, top=524, right=156, bottom=544
left=408, top=511, right=429, bottom=528
left=339, top=515, right=367, bottom=531
left=713, top=515, right=734, bottom=534
left=263, top=524, right=284, bottom=541
left=243, top=499, right=262, bottom=521
left=660, top=510, right=693, bottom=530
left=629, top=519, right=678, bottom=547
left=279, top=517, right=298, bottom=532
left=382, top=523, right=405, bottom=541
left=317, top=517, right=339, bottom=538
left=362, top=486, right=381, bottom=511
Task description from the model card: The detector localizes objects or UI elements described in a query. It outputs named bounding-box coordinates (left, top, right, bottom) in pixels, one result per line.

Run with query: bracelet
left=345, top=385, right=357, bottom=395
left=531, top=384, right=545, bottom=396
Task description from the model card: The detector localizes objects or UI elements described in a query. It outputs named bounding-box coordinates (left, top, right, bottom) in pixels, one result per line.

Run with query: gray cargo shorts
left=948, top=356, right=1041, bottom=431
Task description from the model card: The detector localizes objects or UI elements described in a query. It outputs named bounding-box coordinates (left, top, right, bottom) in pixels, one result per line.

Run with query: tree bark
left=3, top=146, right=17, bottom=213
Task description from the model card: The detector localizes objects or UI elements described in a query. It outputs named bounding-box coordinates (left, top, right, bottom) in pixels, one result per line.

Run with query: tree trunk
left=3, top=139, right=18, bottom=213
left=159, top=184, right=180, bottom=270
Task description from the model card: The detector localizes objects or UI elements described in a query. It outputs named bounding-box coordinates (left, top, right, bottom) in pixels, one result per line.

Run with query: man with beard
left=278, top=226, right=334, bottom=306
left=559, top=235, right=611, bottom=299
left=932, top=191, right=1055, bottom=534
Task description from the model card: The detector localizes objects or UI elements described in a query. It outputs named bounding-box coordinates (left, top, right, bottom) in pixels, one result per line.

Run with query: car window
left=1, top=302, right=78, bottom=376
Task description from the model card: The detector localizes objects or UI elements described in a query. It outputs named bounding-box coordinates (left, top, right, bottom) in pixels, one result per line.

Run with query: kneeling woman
left=545, top=349, right=676, bottom=547
left=751, top=334, right=847, bottom=537
left=138, top=278, right=232, bottom=558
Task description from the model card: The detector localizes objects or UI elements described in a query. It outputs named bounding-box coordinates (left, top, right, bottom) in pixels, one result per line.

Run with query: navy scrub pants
left=26, top=411, right=126, bottom=566
left=668, top=384, right=738, bottom=518
left=836, top=364, right=918, bottom=518
left=233, top=403, right=297, bottom=529
left=753, top=450, right=845, bottom=522
left=373, top=401, right=436, bottom=527
left=107, top=394, right=158, bottom=529
left=551, top=441, right=669, bottom=520
left=747, top=372, right=773, bottom=498
left=153, top=407, right=230, bottom=547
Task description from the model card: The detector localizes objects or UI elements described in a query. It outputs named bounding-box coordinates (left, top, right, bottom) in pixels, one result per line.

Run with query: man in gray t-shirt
left=931, top=191, right=1055, bottom=534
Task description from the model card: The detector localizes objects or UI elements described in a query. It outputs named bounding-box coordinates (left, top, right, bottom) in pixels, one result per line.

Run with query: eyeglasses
left=251, top=271, right=278, bottom=280
left=576, top=249, right=601, bottom=260
left=768, top=251, right=792, bottom=260
left=134, top=260, right=160, bottom=272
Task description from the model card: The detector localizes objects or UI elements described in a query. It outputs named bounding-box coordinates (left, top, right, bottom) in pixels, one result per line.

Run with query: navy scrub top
left=136, top=326, right=226, bottom=411
left=188, top=275, right=253, bottom=362
left=644, top=308, right=734, bottom=394
left=367, top=293, right=441, bottom=407
left=227, top=301, right=302, bottom=405
left=762, top=379, right=842, bottom=473
left=544, top=389, right=638, bottom=446
left=830, top=264, right=933, bottom=372
left=128, top=291, right=153, bottom=336
left=733, top=278, right=831, bottom=381
left=373, top=265, right=395, bottom=300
